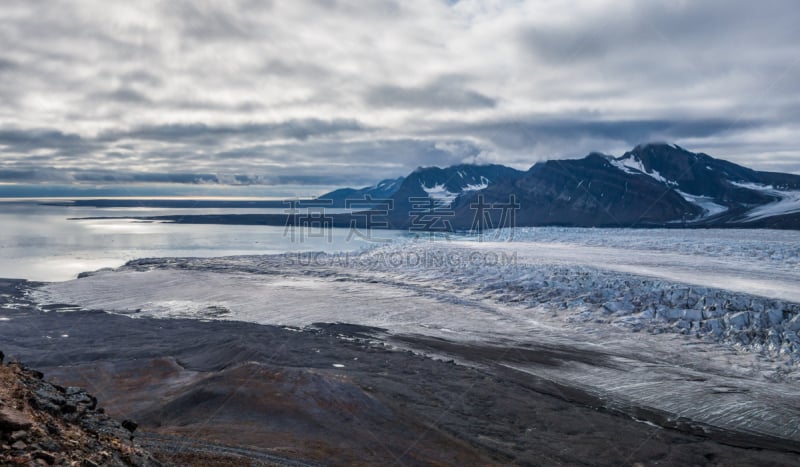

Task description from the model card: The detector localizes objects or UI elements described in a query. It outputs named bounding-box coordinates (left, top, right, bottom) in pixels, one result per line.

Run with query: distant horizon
left=2, top=141, right=799, bottom=199
left=0, top=183, right=336, bottom=199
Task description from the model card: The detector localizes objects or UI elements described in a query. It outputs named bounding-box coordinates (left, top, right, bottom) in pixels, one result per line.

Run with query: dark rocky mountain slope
left=320, top=143, right=800, bottom=229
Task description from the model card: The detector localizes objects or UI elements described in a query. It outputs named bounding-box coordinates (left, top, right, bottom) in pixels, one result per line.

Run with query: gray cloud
left=163, top=1, right=264, bottom=41
left=0, top=128, right=96, bottom=156
left=211, top=138, right=483, bottom=183
left=97, top=88, right=152, bottom=104
left=1, top=0, right=799, bottom=191
left=119, top=70, right=163, bottom=87
left=98, top=119, right=369, bottom=143
left=261, top=59, right=331, bottom=79
left=441, top=118, right=761, bottom=151
left=0, top=57, right=17, bottom=71
left=520, top=2, right=800, bottom=65
left=365, top=81, right=496, bottom=109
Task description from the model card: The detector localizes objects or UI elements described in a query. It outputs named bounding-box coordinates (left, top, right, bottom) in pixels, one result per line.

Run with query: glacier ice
left=29, top=228, right=800, bottom=444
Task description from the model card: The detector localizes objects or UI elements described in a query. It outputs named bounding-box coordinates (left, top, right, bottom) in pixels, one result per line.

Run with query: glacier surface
left=30, top=228, right=800, bottom=444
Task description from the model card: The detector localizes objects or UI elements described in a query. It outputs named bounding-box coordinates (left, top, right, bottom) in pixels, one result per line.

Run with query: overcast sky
left=1, top=0, right=799, bottom=192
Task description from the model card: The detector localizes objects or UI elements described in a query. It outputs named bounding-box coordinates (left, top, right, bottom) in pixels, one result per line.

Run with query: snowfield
left=675, top=190, right=729, bottom=218
left=420, top=183, right=458, bottom=206
left=730, top=181, right=800, bottom=221
left=608, top=154, right=673, bottom=185
left=30, top=228, right=800, bottom=444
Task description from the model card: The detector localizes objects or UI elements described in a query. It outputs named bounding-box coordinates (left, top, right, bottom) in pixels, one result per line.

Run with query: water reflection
left=0, top=201, right=408, bottom=282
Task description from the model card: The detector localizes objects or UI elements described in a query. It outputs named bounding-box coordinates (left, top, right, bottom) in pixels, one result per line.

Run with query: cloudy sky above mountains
left=1, top=0, right=799, bottom=192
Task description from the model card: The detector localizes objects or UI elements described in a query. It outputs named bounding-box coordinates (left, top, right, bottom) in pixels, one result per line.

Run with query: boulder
left=0, top=406, right=33, bottom=431
left=122, top=419, right=138, bottom=433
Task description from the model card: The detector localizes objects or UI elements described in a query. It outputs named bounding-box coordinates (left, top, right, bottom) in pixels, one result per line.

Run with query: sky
left=1, top=0, right=799, bottom=194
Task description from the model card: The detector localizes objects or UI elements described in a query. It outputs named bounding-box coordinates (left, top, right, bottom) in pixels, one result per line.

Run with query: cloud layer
left=1, top=0, right=799, bottom=191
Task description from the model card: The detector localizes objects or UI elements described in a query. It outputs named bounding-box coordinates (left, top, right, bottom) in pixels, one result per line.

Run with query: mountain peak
left=631, top=142, right=685, bottom=153
left=619, top=142, right=706, bottom=175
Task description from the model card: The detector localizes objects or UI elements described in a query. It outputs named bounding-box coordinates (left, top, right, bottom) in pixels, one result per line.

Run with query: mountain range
left=319, top=143, right=800, bottom=229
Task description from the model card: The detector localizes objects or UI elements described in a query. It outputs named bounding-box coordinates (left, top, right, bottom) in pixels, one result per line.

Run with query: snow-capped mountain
left=319, top=176, right=405, bottom=207
left=449, top=149, right=702, bottom=228
left=390, top=163, right=523, bottom=206
left=378, top=164, right=523, bottom=228
left=318, top=143, right=800, bottom=229
left=600, top=143, right=800, bottom=226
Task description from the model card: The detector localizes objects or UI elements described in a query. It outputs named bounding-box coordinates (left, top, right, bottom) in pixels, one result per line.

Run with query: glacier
left=731, top=181, right=800, bottom=221
left=30, top=227, right=800, bottom=446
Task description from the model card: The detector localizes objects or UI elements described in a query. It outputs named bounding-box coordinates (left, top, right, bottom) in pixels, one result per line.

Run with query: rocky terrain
left=0, top=351, right=158, bottom=466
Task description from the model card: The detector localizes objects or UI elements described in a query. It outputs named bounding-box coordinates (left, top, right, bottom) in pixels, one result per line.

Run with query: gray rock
left=0, top=406, right=33, bottom=431
left=34, top=451, right=56, bottom=465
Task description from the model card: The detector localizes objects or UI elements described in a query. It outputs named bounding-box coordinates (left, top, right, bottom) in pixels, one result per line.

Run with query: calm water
left=0, top=200, right=408, bottom=282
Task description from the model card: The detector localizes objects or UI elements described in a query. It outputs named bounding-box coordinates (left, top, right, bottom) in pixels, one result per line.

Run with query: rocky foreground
left=0, top=351, right=158, bottom=466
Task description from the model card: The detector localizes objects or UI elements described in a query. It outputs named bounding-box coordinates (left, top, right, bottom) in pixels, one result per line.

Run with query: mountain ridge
left=318, top=142, right=800, bottom=229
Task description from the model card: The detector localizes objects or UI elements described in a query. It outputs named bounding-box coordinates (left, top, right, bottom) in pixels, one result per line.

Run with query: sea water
left=0, top=200, right=408, bottom=281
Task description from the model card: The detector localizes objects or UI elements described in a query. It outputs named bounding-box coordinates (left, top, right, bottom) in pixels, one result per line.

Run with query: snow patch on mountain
left=375, top=178, right=402, bottom=192
left=421, top=183, right=458, bottom=206
left=732, top=182, right=800, bottom=221
left=607, top=157, right=638, bottom=175
left=421, top=176, right=490, bottom=206
left=746, top=193, right=800, bottom=220
left=609, top=155, right=675, bottom=185
left=462, top=176, right=490, bottom=192
left=676, top=190, right=728, bottom=219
